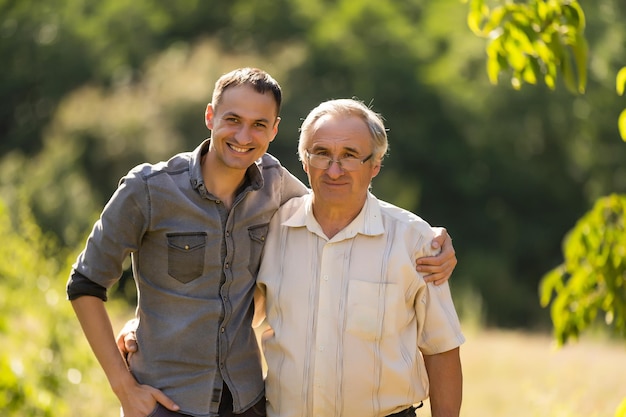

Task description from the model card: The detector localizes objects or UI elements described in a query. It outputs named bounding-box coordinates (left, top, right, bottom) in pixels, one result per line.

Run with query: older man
left=254, top=99, right=465, bottom=417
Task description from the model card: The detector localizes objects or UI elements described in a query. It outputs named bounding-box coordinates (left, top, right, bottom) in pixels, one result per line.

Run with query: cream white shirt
left=255, top=193, right=465, bottom=417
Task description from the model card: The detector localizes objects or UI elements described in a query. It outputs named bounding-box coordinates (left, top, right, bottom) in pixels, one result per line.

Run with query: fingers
left=415, top=227, right=457, bottom=284
left=125, top=331, right=138, bottom=351
left=417, top=235, right=457, bottom=285
left=430, top=227, right=447, bottom=250
left=422, top=257, right=457, bottom=285
left=116, top=322, right=139, bottom=367
left=152, top=388, right=180, bottom=412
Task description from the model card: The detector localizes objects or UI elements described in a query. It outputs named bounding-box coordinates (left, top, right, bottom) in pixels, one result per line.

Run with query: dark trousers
left=148, top=383, right=266, bottom=417
left=385, top=402, right=423, bottom=417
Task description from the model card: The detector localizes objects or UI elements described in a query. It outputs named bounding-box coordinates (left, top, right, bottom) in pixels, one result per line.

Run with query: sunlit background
left=1, top=0, right=625, bottom=416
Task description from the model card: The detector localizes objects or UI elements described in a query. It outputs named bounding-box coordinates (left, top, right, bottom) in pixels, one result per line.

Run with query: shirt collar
left=189, top=139, right=264, bottom=192
left=283, top=192, right=385, bottom=241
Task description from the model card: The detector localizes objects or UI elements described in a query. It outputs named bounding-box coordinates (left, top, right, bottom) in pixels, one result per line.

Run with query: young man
left=254, top=99, right=464, bottom=417
left=68, top=68, right=456, bottom=417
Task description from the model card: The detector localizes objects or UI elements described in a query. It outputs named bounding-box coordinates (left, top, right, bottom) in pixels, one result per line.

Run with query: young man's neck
left=201, top=153, right=248, bottom=210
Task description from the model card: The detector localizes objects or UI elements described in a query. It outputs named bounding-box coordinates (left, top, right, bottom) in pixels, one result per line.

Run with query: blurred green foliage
left=1, top=0, right=626, bottom=414
left=618, top=66, right=626, bottom=140
left=0, top=197, right=121, bottom=415
left=540, top=194, right=626, bottom=345
left=467, top=0, right=587, bottom=93
left=2, top=0, right=625, bottom=328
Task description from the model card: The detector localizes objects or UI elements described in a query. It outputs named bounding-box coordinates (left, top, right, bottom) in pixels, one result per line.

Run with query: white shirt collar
left=282, top=192, right=385, bottom=241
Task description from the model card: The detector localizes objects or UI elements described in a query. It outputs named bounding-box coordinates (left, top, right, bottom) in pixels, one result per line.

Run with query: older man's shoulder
left=376, top=198, right=432, bottom=229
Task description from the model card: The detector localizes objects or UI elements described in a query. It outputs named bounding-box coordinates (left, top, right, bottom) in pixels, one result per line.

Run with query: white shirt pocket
left=346, top=280, right=399, bottom=341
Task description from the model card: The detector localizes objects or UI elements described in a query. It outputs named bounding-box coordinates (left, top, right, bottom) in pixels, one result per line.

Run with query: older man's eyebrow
left=309, top=144, right=360, bottom=154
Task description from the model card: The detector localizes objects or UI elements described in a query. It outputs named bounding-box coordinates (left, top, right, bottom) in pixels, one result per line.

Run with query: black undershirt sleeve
left=66, top=270, right=108, bottom=302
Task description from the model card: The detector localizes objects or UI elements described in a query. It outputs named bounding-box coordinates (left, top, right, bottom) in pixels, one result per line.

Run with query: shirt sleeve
left=417, top=281, right=465, bottom=355
left=413, top=224, right=464, bottom=355
left=280, top=167, right=309, bottom=204
left=66, top=269, right=108, bottom=301
left=70, top=168, right=149, bottom=290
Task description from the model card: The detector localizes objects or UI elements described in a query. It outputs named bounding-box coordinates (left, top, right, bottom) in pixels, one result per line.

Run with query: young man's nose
left=234, top=125, right=254, bottom=144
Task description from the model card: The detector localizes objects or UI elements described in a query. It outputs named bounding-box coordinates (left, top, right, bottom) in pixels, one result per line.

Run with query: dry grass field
left=419, top=328, right=626, bottom=417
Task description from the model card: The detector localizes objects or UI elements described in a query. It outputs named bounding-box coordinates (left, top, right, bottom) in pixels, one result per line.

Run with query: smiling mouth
left=228, top=144, right=253, bottom=153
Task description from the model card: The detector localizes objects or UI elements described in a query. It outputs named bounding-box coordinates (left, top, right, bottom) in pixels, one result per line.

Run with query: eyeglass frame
left=304, top=150, right=374, bottom=172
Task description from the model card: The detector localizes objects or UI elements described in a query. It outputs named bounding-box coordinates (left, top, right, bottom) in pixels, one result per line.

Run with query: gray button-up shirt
left=67, top=139, right=308, bottom=417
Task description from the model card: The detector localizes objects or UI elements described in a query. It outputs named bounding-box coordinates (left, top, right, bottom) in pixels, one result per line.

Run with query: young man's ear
left=269, top=116, right=281, bottom=142
left=205, top=104, right=214, bottom=130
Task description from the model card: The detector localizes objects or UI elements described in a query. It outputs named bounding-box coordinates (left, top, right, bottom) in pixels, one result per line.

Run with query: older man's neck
left=312, top=200, right=365, bottom=239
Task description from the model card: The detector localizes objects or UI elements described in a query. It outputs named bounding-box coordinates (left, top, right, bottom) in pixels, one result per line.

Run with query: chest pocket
left=248, top=223, right=269, bottom=275
left=167, top=232, right=207, bottom=283
left=346, top=280, right=399, bottom=341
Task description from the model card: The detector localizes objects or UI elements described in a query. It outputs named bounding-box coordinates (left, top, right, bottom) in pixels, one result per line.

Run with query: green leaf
left=505, top=41, right=527, bottom=71
left=544, top=70, right=556, bottom=90
left=486, top=41, right=504, bottom=85
left=619, top=110, right=626, bottom=142
left=566, top=2, right=586, bottom=30
left=522, top=60, right=538, bottom=85
left=482, top=6, right=507, bottom=35
left=467, top=9, right=485, bottom=35
left=536, top=0, right=549, bottom=21
left=539, top=267, right=564, bottom=307
left=616, top=67, right=626, bottom=96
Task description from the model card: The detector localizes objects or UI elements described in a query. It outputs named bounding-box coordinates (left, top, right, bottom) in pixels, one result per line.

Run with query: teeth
left=230, top=144, right=249, bottom=153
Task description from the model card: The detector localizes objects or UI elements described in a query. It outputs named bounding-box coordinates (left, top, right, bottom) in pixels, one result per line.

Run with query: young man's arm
left=71, top=296, right=179, bottom=417
left=423, top=347, right=463, bottom=417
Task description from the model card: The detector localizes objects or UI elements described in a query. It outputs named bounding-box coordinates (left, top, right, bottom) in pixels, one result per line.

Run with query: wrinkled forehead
left=307, top=114, right=373, bottom=152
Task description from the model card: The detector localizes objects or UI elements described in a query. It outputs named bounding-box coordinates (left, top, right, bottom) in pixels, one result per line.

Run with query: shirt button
left=319, top=345, right=324, bottom=351
left=225, top=231, right=230, bottom=237
left=184, top=245, right=190, bottom=250
left=323, top=275, right=329, bottom=281
left=225, top=263, right=230, bottom=269
left=221, top=327, right=225, bottom=333
left=216, top=200, right=221, bottom=204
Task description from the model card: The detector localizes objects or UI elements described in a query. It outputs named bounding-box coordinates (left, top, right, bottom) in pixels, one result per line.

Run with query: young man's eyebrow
left=222, top=111, right=271, bottom=124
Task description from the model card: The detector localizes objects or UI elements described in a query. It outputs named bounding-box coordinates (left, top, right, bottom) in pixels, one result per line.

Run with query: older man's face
left=303, top=114, right=381, bottom=210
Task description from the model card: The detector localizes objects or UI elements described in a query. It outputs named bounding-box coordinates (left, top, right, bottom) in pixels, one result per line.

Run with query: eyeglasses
left=305, top=150, right=373, bottom=172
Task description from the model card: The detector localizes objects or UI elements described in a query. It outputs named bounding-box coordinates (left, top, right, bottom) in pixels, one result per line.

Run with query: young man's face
left=303, top=114, right=381, bottom=209
left=205, top=84, right=280, bottom=172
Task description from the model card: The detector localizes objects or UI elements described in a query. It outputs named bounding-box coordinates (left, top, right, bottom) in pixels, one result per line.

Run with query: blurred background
left=1, top=0, right=625, bottom=416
